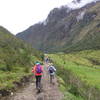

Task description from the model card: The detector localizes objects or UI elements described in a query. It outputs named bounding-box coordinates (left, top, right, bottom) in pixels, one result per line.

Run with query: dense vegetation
left=48, top=50, right=100, bottom=100
left=0, top=26, right=43, bottom=91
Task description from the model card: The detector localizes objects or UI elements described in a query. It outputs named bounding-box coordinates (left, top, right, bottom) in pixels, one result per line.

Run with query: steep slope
left=0, top=26, right=43, bottom=92
left=17, top=1, right=100, bottom=53
left=0, top=26, right=43, bottom=69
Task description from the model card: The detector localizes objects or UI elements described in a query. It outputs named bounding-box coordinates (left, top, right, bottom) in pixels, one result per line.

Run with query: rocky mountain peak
left=17, top=1, right=100, bottom=53
left=45, top=6, right=70, bottom=25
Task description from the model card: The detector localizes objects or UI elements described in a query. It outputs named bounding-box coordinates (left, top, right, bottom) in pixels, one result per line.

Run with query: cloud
left=0, top=0, right=73, bottom=34
left=67, top=0, right=97, bottom=8
left=0, top=0, right=97, bottom=34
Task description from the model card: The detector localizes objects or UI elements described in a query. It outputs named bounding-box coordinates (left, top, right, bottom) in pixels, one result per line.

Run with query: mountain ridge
left=17, top=1, right=100, bottom=53
left=0, top=26, right=43, bottom=70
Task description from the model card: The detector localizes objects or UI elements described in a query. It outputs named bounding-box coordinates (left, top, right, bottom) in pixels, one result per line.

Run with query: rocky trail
left=2, top=64, right=63, bottom=100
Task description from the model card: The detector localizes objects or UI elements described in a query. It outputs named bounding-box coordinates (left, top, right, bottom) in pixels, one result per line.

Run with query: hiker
left=48, top=63, right=56, bottom=84
left=32, top=62, right=43, bottom=91
left=45, top=56, right=49, bottom=64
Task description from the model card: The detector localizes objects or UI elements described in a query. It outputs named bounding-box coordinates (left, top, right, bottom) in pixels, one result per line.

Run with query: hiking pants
left=35, top=75, right=42, bottom=89
left=50, top=75, right=54, bottom=83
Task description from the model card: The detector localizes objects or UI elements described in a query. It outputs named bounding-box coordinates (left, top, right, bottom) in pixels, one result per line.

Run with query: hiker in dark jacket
left=32, top=62, right=43, bottom=91
left=45, top=57, right=49, bottom=64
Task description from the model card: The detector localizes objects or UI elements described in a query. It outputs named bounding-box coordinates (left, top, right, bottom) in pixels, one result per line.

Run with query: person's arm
left=53, top=66, right=56, bottom=72
left=32, top=66, right=36, bottom=73
left=32, top=67, right=34, bottom=73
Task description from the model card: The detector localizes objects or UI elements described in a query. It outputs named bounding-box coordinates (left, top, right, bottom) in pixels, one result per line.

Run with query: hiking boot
left=37, top=88, right=41, bottom=94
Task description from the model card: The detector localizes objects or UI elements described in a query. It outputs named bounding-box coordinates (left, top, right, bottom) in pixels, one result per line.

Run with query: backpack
left=49, top=66, right=54, bottom=73
left=36, top=65, right=42, bottom=74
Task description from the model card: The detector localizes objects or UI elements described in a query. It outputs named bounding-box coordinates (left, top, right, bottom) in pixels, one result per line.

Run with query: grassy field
left=48, top=50, right=100, bottom=100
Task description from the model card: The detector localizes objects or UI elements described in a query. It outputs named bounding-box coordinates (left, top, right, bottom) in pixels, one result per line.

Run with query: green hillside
left=0, top=26, right=43, bottom=91
left=48, top=50, right=100, bottom=100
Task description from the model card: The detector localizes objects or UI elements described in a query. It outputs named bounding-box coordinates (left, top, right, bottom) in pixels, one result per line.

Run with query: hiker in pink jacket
left=32, top=62, right=43, bottom=91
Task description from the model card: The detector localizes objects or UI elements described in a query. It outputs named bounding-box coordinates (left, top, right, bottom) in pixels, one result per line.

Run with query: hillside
left=0, top=26, right=43, bottom=94
left=48, top=50, right=100, bottom=100
left=17, top=1, right=100, bottom=53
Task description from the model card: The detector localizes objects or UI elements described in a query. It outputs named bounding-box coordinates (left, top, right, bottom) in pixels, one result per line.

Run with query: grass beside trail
left=0, top=26, right=44, bottom=95
left=0, top=67, right=31, bottom=90
left=0, top=55, right=43, bottom=91
left=57, top=76, right=84, bottom=100
left=48, top=50, right=100, bottom=100
left=49, top=50, right=100, bottom=89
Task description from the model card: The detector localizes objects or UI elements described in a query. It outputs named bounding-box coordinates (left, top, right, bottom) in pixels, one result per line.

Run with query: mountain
left=16, top=1, right=100, bottom=53
left=0, top=26, right=44, bottom=93
left=0, top=26, right=43, bottom=71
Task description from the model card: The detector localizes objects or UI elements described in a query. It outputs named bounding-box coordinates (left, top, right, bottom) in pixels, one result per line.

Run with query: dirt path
left=5, top=64, right=63, bottom=100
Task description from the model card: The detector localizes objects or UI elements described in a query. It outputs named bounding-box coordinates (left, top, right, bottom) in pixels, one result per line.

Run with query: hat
left=35, top=61, right=40, bottom=65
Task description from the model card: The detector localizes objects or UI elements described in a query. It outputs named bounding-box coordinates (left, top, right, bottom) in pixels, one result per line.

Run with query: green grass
left=48, top=50, right=100, bottom=100
left=0, top=70, right=23, bottom=89
left=0, top=26, right=44, bottom=91
left=57, top=76, right=84, bottom=100
left=0, top=54, right=42, bottom=90
left=49, top=50, right=100, bottom=89
left=63, top=92, right=84, bottom=100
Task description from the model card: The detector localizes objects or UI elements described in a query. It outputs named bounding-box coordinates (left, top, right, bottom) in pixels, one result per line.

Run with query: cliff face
left=17, top=1, right=100, bottom=53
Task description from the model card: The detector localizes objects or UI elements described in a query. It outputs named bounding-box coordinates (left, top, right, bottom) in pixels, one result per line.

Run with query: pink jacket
left=32, top=65, right=43, bottom=76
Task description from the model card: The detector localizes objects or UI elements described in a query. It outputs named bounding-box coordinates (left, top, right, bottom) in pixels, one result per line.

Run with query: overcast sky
left=0, top=0, right=96, bottom=34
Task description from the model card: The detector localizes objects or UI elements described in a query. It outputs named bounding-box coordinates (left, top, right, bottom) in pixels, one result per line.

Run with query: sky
left=0, top=0, right=97, bottom=35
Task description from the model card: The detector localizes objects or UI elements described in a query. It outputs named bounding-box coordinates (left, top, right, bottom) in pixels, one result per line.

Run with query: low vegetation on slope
left=0, top=26, right=43, bottom=93
left=48, top=50, right=100, bottom=100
